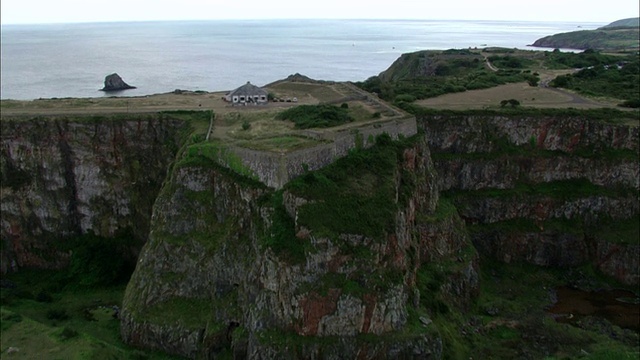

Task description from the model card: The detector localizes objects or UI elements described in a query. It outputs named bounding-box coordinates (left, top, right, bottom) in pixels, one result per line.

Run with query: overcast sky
left=1, top=0, right=638, bottom=25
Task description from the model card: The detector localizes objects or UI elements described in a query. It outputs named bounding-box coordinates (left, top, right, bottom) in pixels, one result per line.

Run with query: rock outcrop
left=101, top=73, right=136, bottom=91
left=3, top=109, right=637, bottom=358
left=420, top=114, right=639, bottom=285
left=0, top=115, right=188, bottom=273
left=120, top=136, right=478, bottom=359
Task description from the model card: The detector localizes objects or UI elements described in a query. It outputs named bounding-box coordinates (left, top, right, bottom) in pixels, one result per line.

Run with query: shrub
left=36, top=291, right=53, bottom=303
left=47, top=308, right=69, bottom=321
left=60, top=233, right=136, bottom=288
left=619, top=99, right=640, bottom=108
left=59, top=327, right=79, bottom=340
left=500, top=99, right=520, bottom=107
left=276, top=105, right=353, bottom=129
left=1, top=312, right=23, bottom=331
left=242, top=120, right=251, bottom=131
left=395, top=94, right=417, bottom=103
left=340, top=103, right=349, bottom=109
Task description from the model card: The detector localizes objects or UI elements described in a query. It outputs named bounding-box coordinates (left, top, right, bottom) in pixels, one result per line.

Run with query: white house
left=225, top=81, right=268, bottom=105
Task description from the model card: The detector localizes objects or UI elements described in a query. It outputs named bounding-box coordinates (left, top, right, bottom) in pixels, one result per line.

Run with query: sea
left=0, top=19, right=605, bottom=100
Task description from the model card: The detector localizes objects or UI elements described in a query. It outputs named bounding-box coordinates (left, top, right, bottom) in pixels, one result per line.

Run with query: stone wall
left=225, top=116, right=417, bottom=188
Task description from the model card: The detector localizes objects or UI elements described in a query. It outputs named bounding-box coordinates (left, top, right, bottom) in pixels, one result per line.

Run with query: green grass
left=1, top=269, right=181, bottom=359
left=347, top=103, right=377, bottom=121
left=236, top=135, right=322, bottom=151
left=356, top=50, right=538, bottom=102
left=260, top=191, right=310, bottom=264
left=276, top=104, right=353, bottom=129
left=405, top=102, right=640, bottom=123
left=286, top=134, right=410, bottom=240
left=176, top=140, right=259, bottom=182
left=445, top=178, right=636, bottom=201
left=550, top=57, right=639, bottom=102
left=428, top=260, right=639, bottom=359
left=466, top=214, right=639, bottom=245
left=419, top=197, right=458, bottom=223
left=137, top=298, right=215, bottom=330
left=534, top=30, right=640, bottom=52
left=591, top=217, right=640, bottom=245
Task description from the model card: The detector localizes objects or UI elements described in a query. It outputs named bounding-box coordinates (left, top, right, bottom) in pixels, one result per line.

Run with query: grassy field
left=433, top=259, right=640, bottom=359
left=1, top=80, right=400, bottom=154
left=416, top=81, right=619, bottom=110
left=1, top=270, right=182, bottom=359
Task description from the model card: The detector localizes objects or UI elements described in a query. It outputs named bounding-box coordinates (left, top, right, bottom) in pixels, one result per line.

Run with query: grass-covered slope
left=357, top=49, right=537, bottom=103
left=599, top=17, right=640, bottom=29
left=531, top=18, right=640, bottom=51
left=550, top=53, right=640, bottom=106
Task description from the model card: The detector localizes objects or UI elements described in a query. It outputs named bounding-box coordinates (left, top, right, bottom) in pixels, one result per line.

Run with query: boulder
left=101, top=73, right=136, bottom=91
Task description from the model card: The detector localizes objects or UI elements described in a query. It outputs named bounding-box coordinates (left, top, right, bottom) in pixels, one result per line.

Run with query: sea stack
left=101, top=73, right=136, bottom=91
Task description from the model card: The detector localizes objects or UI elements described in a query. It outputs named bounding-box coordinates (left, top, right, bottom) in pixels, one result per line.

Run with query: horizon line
left=1, top=17, right=610, bottom=26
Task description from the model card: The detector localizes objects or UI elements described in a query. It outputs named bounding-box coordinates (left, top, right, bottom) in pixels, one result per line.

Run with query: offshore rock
left=101, top=73, right=136, bottom=91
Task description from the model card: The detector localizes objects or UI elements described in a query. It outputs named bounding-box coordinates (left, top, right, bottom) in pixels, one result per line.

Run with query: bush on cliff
left=55, top=233, right=136, bottom=288
left=285, top=133, right=416, bottom=240
left=276, top=104, right=353, bottom=129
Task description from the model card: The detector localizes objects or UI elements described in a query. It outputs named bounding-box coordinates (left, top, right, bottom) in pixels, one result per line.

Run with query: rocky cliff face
left=4, top=110, right=636, bottom=358
left=120, top=136, right=479, bottom=359
left=420, top=114, right=639, bottom=285
left=0, top=115, right=188, bottom=273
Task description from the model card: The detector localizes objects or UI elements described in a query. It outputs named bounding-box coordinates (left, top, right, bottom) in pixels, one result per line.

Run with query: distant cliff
left=530, top=18, right=640, bottom=51
left=599, top=17, right=640, bottom=29
left=419, top=113, right=639, bottom=285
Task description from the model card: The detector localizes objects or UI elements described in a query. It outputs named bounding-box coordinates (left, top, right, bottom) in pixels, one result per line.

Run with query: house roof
left=228, top=82, right=268, bottom=97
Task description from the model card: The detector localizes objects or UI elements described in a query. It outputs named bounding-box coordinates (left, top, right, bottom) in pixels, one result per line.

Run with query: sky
left=1, top=0, right=638, bottom=25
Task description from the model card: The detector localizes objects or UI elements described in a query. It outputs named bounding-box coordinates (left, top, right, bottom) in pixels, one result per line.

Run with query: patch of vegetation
left=356, top=50, right=536, bottom=102
left=139, top=297, right=215, bottom=330
left=468, top=217, right=584, bottom=236
left=590, top=217, right=640, bottom=245
left=405, top=106, right=639, bottom=123
left=488, top=55, right=535, bottom=69
left=177, top=140, right=260, bottom=183
left=53, top=232, right=137, bottom=288
left=542, top=49, right=626, bottom=69
left=286, top=134, right=417, bottom=240
left=445, top=178, right=635, bottom=202
left=276, top=104, right=354, bottom=129
left=600, top=18, right=640, bottom=29
left=532, top=28, right=640, bottom=51
left=260, top=191, right=309, bottom=264
left=1, top=310, right=23, bottom=331
left=550, top=56, right=639, bottom=102
left=419, top=197, right=458, bottom=224
left=1, top=157, right=32, bottom=190
left=1, top=270, right=181, bottom=359
left=46, top=308, right=70, bottom=321
left=500, top=98, right=520, bottom=107
left=236, top=135, right=322, bottom=152
left=468, top=214, right=639, bottom=245
left=429, top=260, right=639, bottom=359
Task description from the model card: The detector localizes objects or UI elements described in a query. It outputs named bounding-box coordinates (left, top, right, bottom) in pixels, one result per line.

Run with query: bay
left=0, top=19, right=603, bottom=100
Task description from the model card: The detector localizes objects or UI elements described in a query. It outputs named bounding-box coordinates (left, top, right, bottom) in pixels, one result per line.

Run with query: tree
left=500, top=99, right=520, bottom=107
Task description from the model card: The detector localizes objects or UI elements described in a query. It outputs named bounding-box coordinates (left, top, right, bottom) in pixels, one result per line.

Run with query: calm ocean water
left=1, top=19, right=604, bottom=100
